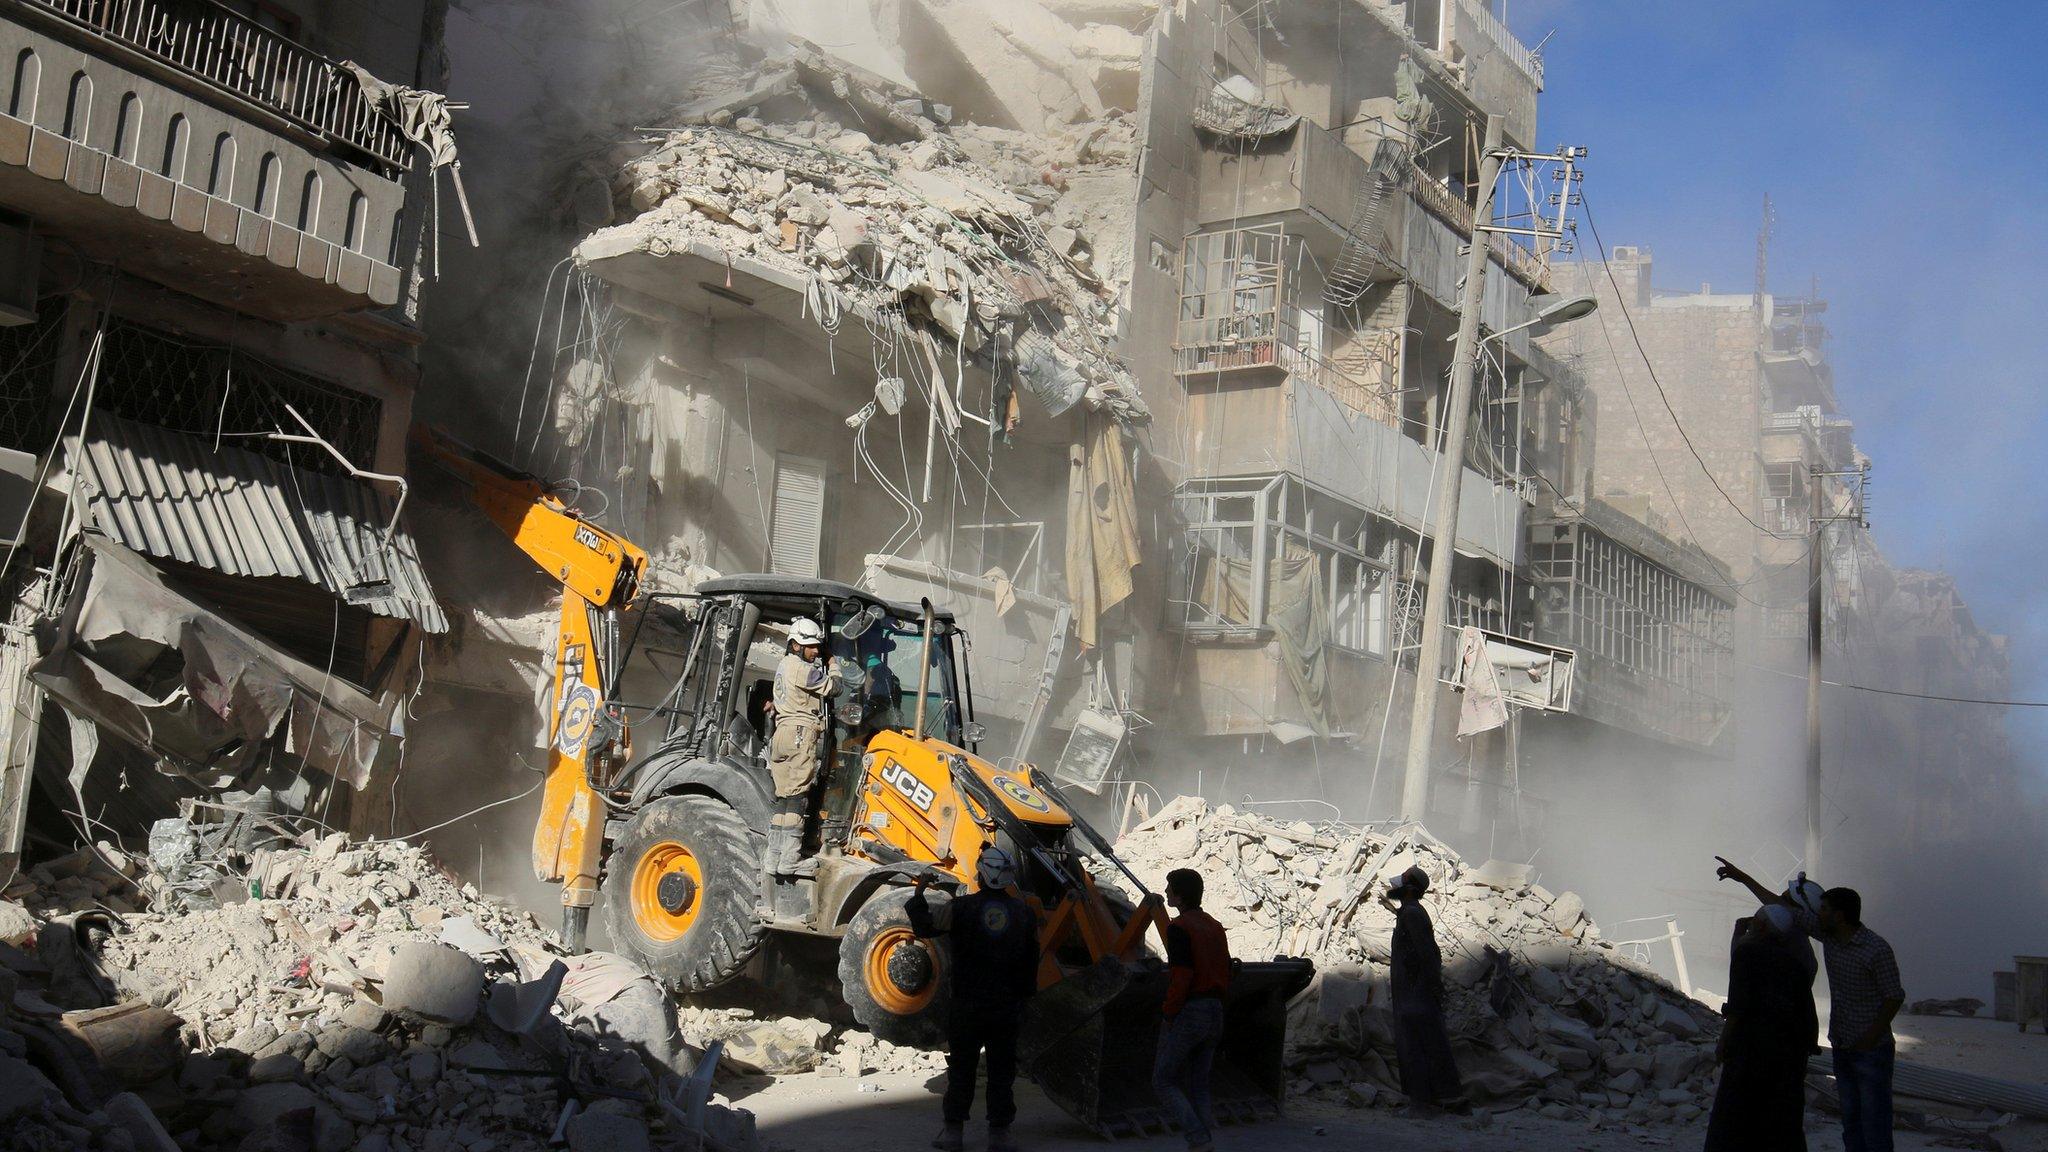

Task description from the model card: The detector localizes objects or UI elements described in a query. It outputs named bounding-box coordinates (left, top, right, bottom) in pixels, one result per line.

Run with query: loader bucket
left=1021, top=957, right=1315, bottom=1138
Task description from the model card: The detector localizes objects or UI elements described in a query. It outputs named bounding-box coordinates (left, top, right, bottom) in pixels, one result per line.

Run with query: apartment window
left=254, top=154, right=281, bottom=217
left=10, top=50, right=39, bottom=122
left=208, top=133, right=236, bottom=199
left=768, top=454, right=827, bottom=578
left=297, top=171, right=321, bottom=233
left=161, top=114, right=188, bottom=180
left=62, top=72, right=90, bottom=142
left=112, top=93, right=141, bottom=162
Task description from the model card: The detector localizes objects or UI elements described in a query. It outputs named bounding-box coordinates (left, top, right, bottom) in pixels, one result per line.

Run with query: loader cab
left=617, top=575, right=976, bottom=773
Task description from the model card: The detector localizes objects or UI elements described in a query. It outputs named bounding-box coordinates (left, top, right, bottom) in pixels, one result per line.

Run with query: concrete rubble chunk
left=383, top=942, right=485, bottom=1027
left=567, top=1109, right=652, bottom=1152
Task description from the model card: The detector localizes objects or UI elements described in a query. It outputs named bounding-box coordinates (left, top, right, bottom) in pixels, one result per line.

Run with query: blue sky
left=1510, top=1, right=2048, bottom=740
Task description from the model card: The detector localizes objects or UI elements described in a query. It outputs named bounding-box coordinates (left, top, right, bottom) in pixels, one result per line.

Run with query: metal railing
left=1405, top=162, right=1550, bottom=290
left=16, top=0, right=409, bottom=170
left=1453, top=0, right=1543, bottom=88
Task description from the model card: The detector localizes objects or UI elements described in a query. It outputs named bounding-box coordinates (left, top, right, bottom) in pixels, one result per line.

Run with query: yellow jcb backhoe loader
left=418, top=429, right=1313, bottom=1135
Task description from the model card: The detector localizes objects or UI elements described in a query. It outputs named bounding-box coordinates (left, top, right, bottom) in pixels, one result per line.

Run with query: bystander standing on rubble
left=1704, top=905, right=1818, bottom=1152
left=1386, top=865, right=1466, bottom=1115
left=1154, top=868, right=1230, bottom=1152
left=1716, top=862, right=1905, bottom=1152
left=908, top=851, right=1038, bottom=1152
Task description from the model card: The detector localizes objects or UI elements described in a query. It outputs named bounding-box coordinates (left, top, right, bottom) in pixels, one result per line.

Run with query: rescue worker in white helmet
left=909, top=847, right=1038, bottom=1152
left=766, top=616, right=839, bottom=877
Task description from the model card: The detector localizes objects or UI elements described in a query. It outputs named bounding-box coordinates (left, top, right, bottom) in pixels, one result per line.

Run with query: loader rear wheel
left=603, top=795, right=763, bottom=993
left=838, top=887, right=948, bottom=1047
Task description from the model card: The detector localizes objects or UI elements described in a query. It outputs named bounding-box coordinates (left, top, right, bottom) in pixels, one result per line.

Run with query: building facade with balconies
left=1112, top=0, right=1725, bottom=830
left=0, top=0, right=453, bottom=844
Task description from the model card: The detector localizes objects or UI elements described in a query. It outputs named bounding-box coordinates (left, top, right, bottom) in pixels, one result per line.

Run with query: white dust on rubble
left=2, top=825, right=939, bottom=1152
left=593, top=46, right=1148, bottom=424
left=1113, top=798, right=1728, bottom=1127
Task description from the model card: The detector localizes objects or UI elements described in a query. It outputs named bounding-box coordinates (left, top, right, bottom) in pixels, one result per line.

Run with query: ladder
left=1325, top=139, right=1409, bottom=310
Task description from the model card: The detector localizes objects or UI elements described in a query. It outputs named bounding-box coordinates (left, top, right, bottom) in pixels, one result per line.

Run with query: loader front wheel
left=838, top=887, right=948, bottom=1047
left=603, top=794, right=763, bottom=993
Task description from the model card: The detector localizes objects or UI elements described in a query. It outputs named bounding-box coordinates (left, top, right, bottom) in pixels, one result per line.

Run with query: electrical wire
left=391, top=778, right=547, bottom=842
left=1581, top=193, right=1778, bottom=538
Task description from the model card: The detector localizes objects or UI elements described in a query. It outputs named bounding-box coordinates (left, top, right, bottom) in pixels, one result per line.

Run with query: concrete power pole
left=1805, top=471, right=1824, bottom=874
left=1400, top=113, right=1504, bottom=822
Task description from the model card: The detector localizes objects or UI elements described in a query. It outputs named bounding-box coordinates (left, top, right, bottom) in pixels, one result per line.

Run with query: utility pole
left=1805, top=462, right=1870, bottom=875
left=1805, top=470, right=1824, bottom=874
left=1400, top=113, right=1504, bottom=822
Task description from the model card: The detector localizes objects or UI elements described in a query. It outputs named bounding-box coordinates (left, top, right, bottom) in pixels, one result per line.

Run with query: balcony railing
left=1454, top=0, right=1543, bottom=88
left=16, top=0, right=410, bottom=171
left=1405, top=162, right=1550, bottom=290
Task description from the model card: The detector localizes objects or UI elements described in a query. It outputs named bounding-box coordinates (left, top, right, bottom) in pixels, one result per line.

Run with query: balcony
left=1, top=0, right=414, bottom=319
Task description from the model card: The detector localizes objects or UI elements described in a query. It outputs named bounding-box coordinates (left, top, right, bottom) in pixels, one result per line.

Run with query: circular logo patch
left=556, top=683, right=602, bottom=757
left=980, top=902, right=1013, bottom=935
left=993, top=775, right=1051, bottom=813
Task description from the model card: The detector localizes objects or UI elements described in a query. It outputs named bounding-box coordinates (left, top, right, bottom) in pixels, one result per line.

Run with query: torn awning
left=72, top=416, right=446, bottom=632
left=30, top=536, right=403, bottom=791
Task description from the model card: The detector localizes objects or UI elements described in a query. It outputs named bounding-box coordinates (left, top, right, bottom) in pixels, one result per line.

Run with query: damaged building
left=0, top=0, right=458, bottom=866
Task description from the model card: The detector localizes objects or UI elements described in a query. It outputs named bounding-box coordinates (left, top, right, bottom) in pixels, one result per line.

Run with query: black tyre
left=602, top=794, right=764, bottom=993
left=837, top=887, right=950, bottom=1047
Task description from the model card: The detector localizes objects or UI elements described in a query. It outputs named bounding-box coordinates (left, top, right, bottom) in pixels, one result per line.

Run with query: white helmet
left=1785, top=874, right=1824, bottom=919
left=976, top=846, right=1018, bottom=891
left=789, top=617, right=826, bottom=646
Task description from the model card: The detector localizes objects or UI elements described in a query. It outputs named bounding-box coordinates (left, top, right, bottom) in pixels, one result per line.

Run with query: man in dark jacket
left=909, top=847, right=1038, bottom=1152
left=1387, top=865, right=1464, bottom=1111
left=1706, top=904, right=1819, bottom=1152
left=1153, top=869, right=1230, bottom=1151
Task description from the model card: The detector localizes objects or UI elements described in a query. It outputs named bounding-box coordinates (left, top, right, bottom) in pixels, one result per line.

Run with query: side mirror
left=839, top=603, right=884, bottom=640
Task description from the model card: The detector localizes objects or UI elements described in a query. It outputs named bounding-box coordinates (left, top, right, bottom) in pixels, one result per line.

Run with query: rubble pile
left=1, top=825, right=760, bottom=1152
left=1114, top=799, right=1726, bottom=1127
left=594, top=40, right=1149, bottom=425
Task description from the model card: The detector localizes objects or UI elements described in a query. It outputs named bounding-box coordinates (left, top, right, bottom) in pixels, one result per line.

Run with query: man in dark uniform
left=909, top=847, right=1038, bottom=1152
left=1387, top=865, right=1464, bottom=1112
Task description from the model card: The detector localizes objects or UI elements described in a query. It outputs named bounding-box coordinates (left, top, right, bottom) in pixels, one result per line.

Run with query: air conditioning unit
left=0, top=217, right=40, bottom=327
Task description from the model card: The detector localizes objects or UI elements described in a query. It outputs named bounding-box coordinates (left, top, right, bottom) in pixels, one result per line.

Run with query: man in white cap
left=1704, top=904, right=1818, bottom=1151
left=767, top=616, right=839, bottom=876
left=910, top=848, right=1039, bottom=1152
left=1386, top=865, right=1464, bottom=1112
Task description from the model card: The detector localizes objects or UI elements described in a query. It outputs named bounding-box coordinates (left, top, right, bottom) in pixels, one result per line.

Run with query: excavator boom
left=414, top=428, right=649, bottom=948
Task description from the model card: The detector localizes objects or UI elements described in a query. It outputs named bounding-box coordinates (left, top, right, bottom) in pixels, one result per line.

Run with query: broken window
left=93, top=318, right=382, bottom=476
left=1763, top=461, right=1808, bottom=536
left=0, top=299, right=63, bottom=453
left=1170, top=474, right=1397, bottom=660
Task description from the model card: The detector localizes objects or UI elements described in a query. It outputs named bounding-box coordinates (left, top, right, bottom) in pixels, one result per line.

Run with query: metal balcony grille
left=16, top=0, right=411, bottom=171
left=94, top=318, right=381, bottom=475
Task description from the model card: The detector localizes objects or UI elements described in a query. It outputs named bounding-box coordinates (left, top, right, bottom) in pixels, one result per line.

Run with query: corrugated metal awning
left=71, top=416, right=447, bottom=633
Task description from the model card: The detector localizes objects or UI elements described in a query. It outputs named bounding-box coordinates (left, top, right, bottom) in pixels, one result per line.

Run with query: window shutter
left=769, top=454, right=826, bottom=577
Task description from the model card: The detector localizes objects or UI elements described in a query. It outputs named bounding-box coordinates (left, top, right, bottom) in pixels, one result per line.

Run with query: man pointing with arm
left=1716, top=858, right=1904, bottom=1152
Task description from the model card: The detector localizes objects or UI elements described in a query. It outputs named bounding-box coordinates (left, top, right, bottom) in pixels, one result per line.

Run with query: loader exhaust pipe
left=913, top=598, right=935, bottom=739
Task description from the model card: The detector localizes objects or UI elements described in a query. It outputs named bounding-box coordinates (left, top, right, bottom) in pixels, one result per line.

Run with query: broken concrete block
left=566, top=1109, right=651, bottom=1152
left=722, top=1017, right=830, bottom=1075
left=381, top=942, right=483, bottom=1027
left=1545, top=892, right=1586, bottom=934
left=0, top=1054, right=63, bottom=1124
left=230, top=1082, right=322, bottom=1133
left=1650, top=1043, right=1699, bottom=1089
left=1608, top=1069, right=1645, bottom=1094
left=1651, top=1000, right=1702, bottom=1039
left=0, top=901, right=33, bottom=947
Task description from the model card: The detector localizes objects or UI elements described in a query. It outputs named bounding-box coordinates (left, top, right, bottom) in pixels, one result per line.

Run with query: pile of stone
left=591, top=40, right=1149, bottom=427
left=1, top=825, right=759, bottom=1152
left=1112, top=798, right=1725, bottom=1128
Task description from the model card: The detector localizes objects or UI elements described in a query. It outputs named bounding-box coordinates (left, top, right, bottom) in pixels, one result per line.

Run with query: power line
left=1580, top=193, right=1780, bottom=539
left=1746, top=659, right=2048, bottom=708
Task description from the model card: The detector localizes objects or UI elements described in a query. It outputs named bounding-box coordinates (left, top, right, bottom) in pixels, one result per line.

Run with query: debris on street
left=1113, top=798, right=1726, bottom=1125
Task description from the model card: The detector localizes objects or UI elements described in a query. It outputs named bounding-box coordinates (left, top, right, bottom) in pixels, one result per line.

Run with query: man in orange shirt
left=1153, top=869, right=1230, bottom=1151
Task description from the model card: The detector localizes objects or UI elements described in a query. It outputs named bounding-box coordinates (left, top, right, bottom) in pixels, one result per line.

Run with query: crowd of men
left=902, top=849, right=1903, bottom=1152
